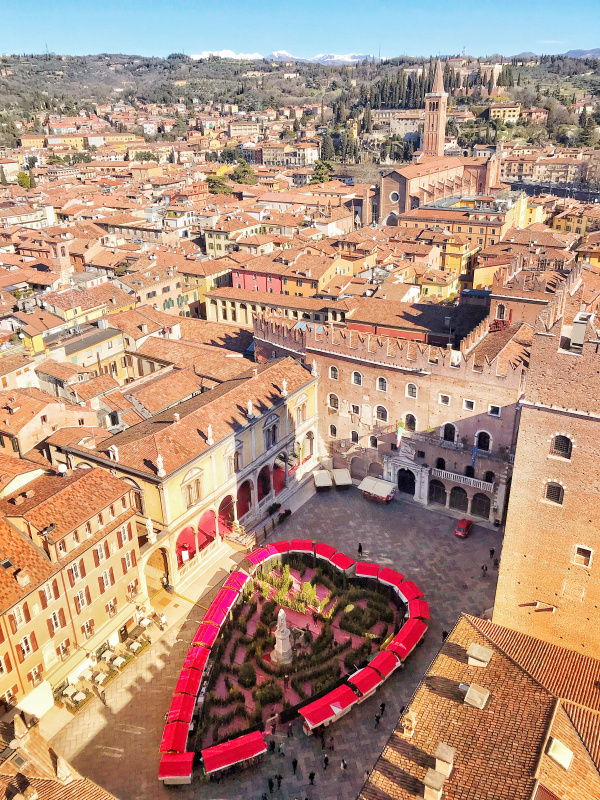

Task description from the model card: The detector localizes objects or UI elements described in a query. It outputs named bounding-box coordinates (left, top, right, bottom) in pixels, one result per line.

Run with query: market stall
left=158, top=752, right=194, bottom=785
left=299, top=684, right=357, bottom=734
left=357, top=477, right=397, bottom=503
left=313, top=470, right=333, bottom=491
left=202, top=730, right=267, bottom=776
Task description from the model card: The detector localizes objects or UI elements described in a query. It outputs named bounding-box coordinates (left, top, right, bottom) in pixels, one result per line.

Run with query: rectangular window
left=96, top=544, right=106, bottom=563
left=351, top=404, right=360, bottom=415
left=41, top=415, right=48, bottom=424
left=50, top=611, right=61, bottom=632
left=83, top=620, right=94, bottom=639
left=75, top=590, right=86, bottom=610
left=107, top=598, right=117, bottom=617
left=439, top=394, right=451, bottom=406
left=488, top=405, right=501, bottom=418
left=20, top=636, right=32, bottom=657
left=58, top=640, right=70, bottom=661
left=463, top=399, right=475, bottom=411
left=71, top=562, right=81, bottom=582
left=574, top=546, right=592, bottom=567
left=101, top=569, right=111, bottom=589
left=13, top=606, right=24, bottom=629
left=57, top=540, right=66, bottom=556
left=124, top=552, right=133, bottom=571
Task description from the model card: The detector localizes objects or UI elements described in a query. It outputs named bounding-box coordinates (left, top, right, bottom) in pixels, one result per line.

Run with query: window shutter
left=93, top=550, right=100, bottom=568
left=26, top=671, right=32, bottom=684
left=127, top=522, right=132, bottom=539
left=65, top=638, right=70, bottom=649
left=109, top=567, right=115, bottom=586
left=68, top=568, right=75, bottom=588
left=74, top=595, right=80, bottom=615
left=104, top=541, right=110, bottom=560
left=39, top=590, right=48, bottom=611
left=98, top=577, right=105, bottom=595
left=5, top=654, right=12, bottom=673
left=0, top=626, right=4, bottom=644
left=52, top=579, right=59, bottom=599
left=81, top=624, right=86, bottom=636
left=16, top=645, right=24, bottom=664
left=117, top=529, right=123, bottom=549
left=85, top=587, right=91, bottom=606
left=105, top=602, right=110, bottom=615
left=58, top=608, right=66, bottom=628
left=8, top=615, right=16, bottom=635
left=131, top=550, right=137, bottom=567
left=23, top=603, right=30, bottom=623
left=30, top=632, right=38, bottom=652
left=47, top=619, right=54, bottom=638
left=121, top=557, right=128, bottom=575
left=79, top=559, right=86, bottom=578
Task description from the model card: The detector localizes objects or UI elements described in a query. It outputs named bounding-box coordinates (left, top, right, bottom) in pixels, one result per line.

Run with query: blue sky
left=2, top=0, right=598, bottom=58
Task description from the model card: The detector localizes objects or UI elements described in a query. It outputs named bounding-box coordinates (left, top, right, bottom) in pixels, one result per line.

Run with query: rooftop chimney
left=15, top=571, right=31, bottom=589
left=13, top=713, right=27, bottom=740
left=424, top=768, right=446, bottom=800
left=464, top=683, right=490, bottom=710
left=252, top=367, right=258, bottom=378
left=467, top=642, right=493, bottom=668
left=403, top=709, right=416, bottom=738
left=23, top=787, right=39, bottom=800
left=173, top=413, right=180, bottom=423
left=56, top=755, right=73, bottom=784
left=435, top=743, right=456, bottom=778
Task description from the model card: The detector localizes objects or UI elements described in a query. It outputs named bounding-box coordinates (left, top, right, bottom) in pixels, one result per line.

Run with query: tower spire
left=432, top=59, right=444, bottom=94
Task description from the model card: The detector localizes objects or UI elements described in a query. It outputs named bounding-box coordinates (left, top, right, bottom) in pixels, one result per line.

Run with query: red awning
left=167, top=693, right=195, bottom=725
left=348, top=666, right=383, bottom=696
left=290, top=538, right=313, bottom=552
left=245, top=547, right=268, bottom=566
left=160, top=721, right=189, bottom=753
left=408, top=598, right=430, bottom=620
left=202, top=730, right=267, bottom=774
left=378, top=567, right=406, bottom=588
left=175, top=668, right=202, bottom=697
left=182, top=647, right=209, bottom=672
left=355, top=561, right=381, bottom=578
left=159, top=752, right=194, bottom=780
left=369, top=650, right=401, bottom=679
left=396, top=580, right=425, bottom=603
left=388, top=619, right=427, bottom=661
left=272, top=540, right=290, bottom=553
left=299, top=685, right=356, bottom=729
left=224, top=571, right=250, bottom=592
left=192, top=623, right=218, bottom=648
left=315, top=542, right=338, bottom=560
left=330, top=551, right=356, bottom=571
left=203, top=587, right=239, bottom=626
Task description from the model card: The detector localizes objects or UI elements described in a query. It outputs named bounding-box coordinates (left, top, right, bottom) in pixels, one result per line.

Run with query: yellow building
left=524, top=200, right=548, bottom=227
left=419, top=269, right=461, bottom=299
left=487, top=103, right=521, bottom=122
left=48, top=358, right=318, bottom=599
left=576, top=233, right=600, bottom=267
left=551, top=205, right=600, bottom=237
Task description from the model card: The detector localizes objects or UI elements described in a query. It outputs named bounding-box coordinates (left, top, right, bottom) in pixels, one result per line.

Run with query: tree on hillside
left=320, top=133, right=334, bottom=160
left=231, top=159, right=257, bottom=184
left=206, top=175, right=232, bottom=194
left=134, top=151, right=154, bottom=162
left=0, top=167, right=7, bottom=186
left=310, top=160, right=333, bottom=184
left=16, top=172, right=30, bottom=189
left=293, top=117, right=300, bottom=132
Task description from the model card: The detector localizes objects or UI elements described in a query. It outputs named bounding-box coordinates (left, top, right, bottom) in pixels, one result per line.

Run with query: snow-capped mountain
left=190, top=49, right=378, bottom=65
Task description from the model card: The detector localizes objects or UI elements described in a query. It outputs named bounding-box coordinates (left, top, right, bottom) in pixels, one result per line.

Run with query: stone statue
left=247, top=399, right=253, bottom=417
left=207, top=424, right=214, bottom=445
left=281, top=379, right=288, bottom=397
left=272, top=607, right=292, bottom=665
left=156, top=454, right=165, bottom=477
left=145, top=516, right=156, bottom=543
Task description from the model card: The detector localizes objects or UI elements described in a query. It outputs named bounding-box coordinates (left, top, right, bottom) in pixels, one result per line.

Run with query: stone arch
left=428, top=479, right=447, bottom=505
left=397, top=468, right=416, bottom=496
left=350, top=457, right=367, bottom=480
left=237, top=480, right=253, bottom=518
left=442, top=423, right=456, bottom=443
left=176, top=526, right=196, bottom=568
left=449, top=486, right=469, bottom=512
left=218, top=495, right=235, bottom=534
left=257, top=465, right=271, bottom=502
left=122, top=477, right=145, bottom=514
left=475, top=430, right=491, bottom=452
left=198, top=509, right=217, bottom=542
left=471, top=493, right=491, bottom=518
left=144, top=546, right=171, bottom=599
left=273, top=452, right=287, bottom=495
left=368, top=461, right=384, bottom=478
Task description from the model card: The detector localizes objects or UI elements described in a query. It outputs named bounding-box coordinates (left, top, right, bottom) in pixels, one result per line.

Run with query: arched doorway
left=237, top=480, right=252, bottom=518
left=368, top=462, right=384, bottom=478
left=273, top=453, right=286, bottom=495
left=144, top=546, right=170, bottom=598
left=123, top=478, right=144, bottom=514
left=435, top=458, right=446, bottom=470
left=350, top=457, right=367, bottom=480
left=471, top=493, right=491, bottom=519
left=443, top=424, right=456, bottom=443
left=397, top=468, right=416, bottom=496
left=176, top=526, right=196, bottom=568
left=198, top=509, right=217, bottom=546
left=218, top=495, right=235, bottom=535
left=449, top=486, right=468, bottom=512
left=302, top=431, right=314, bottom=461
left=429, top=479, right=447, bottom=505
left=257, top=465, right=271, bottom=503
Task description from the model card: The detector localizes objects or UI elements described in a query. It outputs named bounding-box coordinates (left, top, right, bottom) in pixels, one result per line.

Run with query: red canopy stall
left=347, top=666, right=383, bottom=702
left=202, top=730, right=267, bottom=775
left=387, top=619, right=428, bottom=661
left=166, top=693, right=195, bottom=725
left=158, top=752, right=194, bottom=785
left=159, top=721, right=190, bottom=753
left=175, top=667, right=203, bottom=697
left=299, top=685, right=357, bottom=733
left=355, top=561, right=381, bottom=579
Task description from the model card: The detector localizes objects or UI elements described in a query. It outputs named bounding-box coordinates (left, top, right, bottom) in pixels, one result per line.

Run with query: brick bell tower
left=422, top=60, right=448, bottom=158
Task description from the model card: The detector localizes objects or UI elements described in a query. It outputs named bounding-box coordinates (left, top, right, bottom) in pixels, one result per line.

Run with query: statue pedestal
left=272, top=608, right=293, bottom=665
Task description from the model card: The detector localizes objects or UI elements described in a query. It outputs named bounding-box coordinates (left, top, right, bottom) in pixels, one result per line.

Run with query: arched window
left=545, top=482, right=564, bottom=505
left=329, top=424, right=337, bottom=438
left=329, top=365, right=339, bottom=380
left=443, top=423, right=456, bottom=442
left=182, top=468, right=203, bottom=509
left=351, top=430, right=359, bottom=444
left=376, top=405, right=388, bottom=422
left=377, top=377, right=387, bottom=392
left=484, top=471, right=495, bottom=484
left=435, top=457, right=445, bottom=470
left=406, top=383, right=417, bottom=398
left=328, top=393, right=339, bottom=410
left=496, top=303, right=505, bottom=320
left=405, top=414, right=416, bottom=432
left=352, top=371, right=362, bottom=386
left=476, top=431, right=491, bottom=452
left=465, top=465, right=475, bottom=478
left=551, top=435, right=572, bottom=459
left=369, top=436, right=378, bottom=449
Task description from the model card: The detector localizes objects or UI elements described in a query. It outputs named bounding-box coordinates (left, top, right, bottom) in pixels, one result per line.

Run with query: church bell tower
left=422, top=60, right=448, bottom=158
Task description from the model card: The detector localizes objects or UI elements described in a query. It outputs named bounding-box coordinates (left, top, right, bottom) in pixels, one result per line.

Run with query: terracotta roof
left=70, top=373, right=119, bottom=401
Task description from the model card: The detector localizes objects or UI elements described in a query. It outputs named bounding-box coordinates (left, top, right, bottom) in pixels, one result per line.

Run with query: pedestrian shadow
left=423, top=674, right=465, bottom=703
left=386, top=733, right=435, bottom=770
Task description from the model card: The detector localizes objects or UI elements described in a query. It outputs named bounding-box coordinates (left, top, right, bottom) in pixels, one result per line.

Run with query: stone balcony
left=431, top=468, right=494, bottom=493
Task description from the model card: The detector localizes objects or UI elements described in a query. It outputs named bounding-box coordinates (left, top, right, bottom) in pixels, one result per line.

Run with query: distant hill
left=191, top=50, right=378, bottom=65
left=563, top=48, right=600, bottom=58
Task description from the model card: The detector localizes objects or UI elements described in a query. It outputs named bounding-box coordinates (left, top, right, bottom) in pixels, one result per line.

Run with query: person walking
left=490, top=548, right=495, bottom=559
left=481, top=564, right=488, bottom=577
left=379, top=701, right=386, bottom=716
left=442, top=630, right=448, bottom=641
left=319, top=729, right=326, bottom=749
left=309, top=772, right=315, bottom=785
left=357, top=542, right=363, bottom=557
left=268, top=777, right=274, bottom=794
left=276, top=774, right=283, bottom=790
left=328, top=735, right=334, bottom=751
left=292, top=757, right=298, bottom=775
left=341, top=758, right=347, bottom=772
left=323, top=755, right=329, bottom=770
left=284, top=674, right=290, bottom=689
left=287, top=721, right=293, bottom=738
left=279, top=742, right=285, bottom=757
left=374, top=713, right=381, bottom=728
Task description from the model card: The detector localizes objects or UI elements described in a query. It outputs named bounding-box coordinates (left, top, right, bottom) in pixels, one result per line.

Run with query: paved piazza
left=51, top=488, right=501, bottom=800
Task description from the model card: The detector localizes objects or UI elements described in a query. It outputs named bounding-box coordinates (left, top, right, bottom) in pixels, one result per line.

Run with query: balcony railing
left=432, top=468, right=494, bottom=492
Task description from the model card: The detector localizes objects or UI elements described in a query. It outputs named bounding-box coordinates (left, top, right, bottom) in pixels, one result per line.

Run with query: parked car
left=454, top=518, right=473, bottom=539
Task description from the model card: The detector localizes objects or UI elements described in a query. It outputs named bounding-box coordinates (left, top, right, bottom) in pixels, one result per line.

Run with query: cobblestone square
left=51, top=487, right=501, bottom=800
